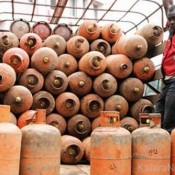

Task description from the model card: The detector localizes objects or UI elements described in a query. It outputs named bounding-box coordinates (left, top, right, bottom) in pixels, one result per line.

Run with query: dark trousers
left=155, top=79, right=175, bottom=133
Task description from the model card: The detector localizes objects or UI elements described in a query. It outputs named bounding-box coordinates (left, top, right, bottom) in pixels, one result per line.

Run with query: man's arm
left=163, top=0, right=174, bottom=16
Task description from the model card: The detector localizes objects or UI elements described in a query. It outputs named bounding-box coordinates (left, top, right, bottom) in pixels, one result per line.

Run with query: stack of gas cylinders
left=0, top=19, right=164, bottom=165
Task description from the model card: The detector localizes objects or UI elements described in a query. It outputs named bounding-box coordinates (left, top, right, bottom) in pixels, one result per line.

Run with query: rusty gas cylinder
left=67, top=35, right=89, bottom=59
left=101, top=22, right=123, bottom=44
left=43, top=35, right=67, bottom=56
left=0, top=63, right=16, bottom=92
left=55, top=92, right=80, bottom=117
left=46, top=113, right=67, bottom=135
left=53, top=23, right=73, bottom=41
left=17, top=110, right=37, bottom=129
left=133, top=57, right=155, bottom=82
left=76, top=20, right=101, bottom=42
left=132, top=113, right=171, bottom=175
left=32, top=90, right=55, bottom=115
left=10, top=112, right=17, bottom=125
left=0, top=105, right=22, bottom=175
left=119, top=77, right=144, bottom=102
left=4, top=85, right=33, bottom=114
left=104, top=95, right=129, bottom=119
left=20, top=109, right=61, bottom=175
left=10, top=19, right=31, bottom=39
left=120, top=116, right=139, bottom=132
left=18, top=68, right=44, bottom=94
left=91, top=116, right=101, bottom=131
left=67, top=114, right=91, bottom=139
left=56, top=54, right=78, bottom=76
left=79, top=51, right=107, bottom=76
left=31, top=47, right=58, bottom=75
left=106, top=54, right=133, bottom=79
left=130, top=98, right=155, bottom=122
left=2, top=47, right=30, bottom=73
left=82, top=136, right=91, bottom=162
left=91, top=111, right=131, bottom=175
left=19, top=33, right=42, bottom=56
left=93, top=73, right=117, bottom=98
left=68, top=71, right=92, bottom=97
left=80, top=93, right=104, bottom=118
left=44, top=70, right=68, bottom=96
left=171, top=128, right=175, bottom=174
left=61, top=135, right=84, bottom=164
left=135, top=23, right=164, bottom=49
left=90, top=39, right=111, bottom=56
left=32, top=21, right=52, bottom=41
left=112, top=34, right=148, bottom=60
left=0, top=32, right=19, bottom=59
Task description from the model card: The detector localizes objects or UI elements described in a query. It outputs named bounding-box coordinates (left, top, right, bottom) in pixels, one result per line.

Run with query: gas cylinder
left=4, top=85, right=33, bottom=114
left=61, top=135, right=84, bottom=164
left=0, top=32, right=19, bottom=59
left=132, top=113, right=171, bottom=175
left=106, top=54, right=133, bottom=79
left=135, top=23, right=163, bottom=49
left=32, top=90, right=55, bottom=115
left=46, top=113, right=67, bottom=135
left=43, top=35, right=67, bottom=56
left=66, top=35, right=89, bottom=59
left=18, top=68, right=44, bottom=94
left=68, top=71, right=92, bottom=97
left=101, top=22, right=123, bottom=44
left=171, top=128, right=175, bottom=174
left=91, top=111, right=131, bottom=175
left=93, top=73, right=117, bottom=98
left=120, top=116, right=139, bottom=132
left=10, top=112, right=17, bottom=125
left=2, top=47, right=30, bottom=73
left=31, top=47, right=58, bottom=75
left=10, top=19, right=31, bottom=39
left=0, top=63, right=16, bottom=92
left=104, top=95, right=129, bottom=119
left=119, top=77, right=144, bottom=102
left=20, top=109, right=61, bottom=175
left=130, top=98, right=155, bottom=121
left=112, top=34, right=148, bottom=60
left=53, top=23, right=73, bottom=41
left=44, top=70, right=68, bottom=95
left=55, top=92, right=80, bottom=117
left=76, top=20, right=101, bottom=42
left=0, top=105, right=21, bottom=175
left=80, top=93, right=104, bottom=118
left=82, top=136, right=91, bottom=162
left=67, top=114, right=91, bottom=139
left=32, top=21, right=52, bottom=41
left=90, top=39, right=111, bottom=56
left=133, top=57, right=155, bottom=82
left=78, top=51, right=107, bottom=76
left=91, top=116, right=101, bottom=131
left=56, top=54, right=78, bottom=76
left=19, top=33, right=42, bottom=56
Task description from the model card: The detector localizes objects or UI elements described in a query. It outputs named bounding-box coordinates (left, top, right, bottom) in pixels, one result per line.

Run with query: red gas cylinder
left=18, top=68, right=44, bottom=94
left=56, top=54, right=78, bottom=76
left=55, top=92, right=80, bottom=117
left=93, top=73, right=117, bottom=98
left=19, top=33, right=42, bottom=56
left=68, top=71, right=92, bottom=97
left=31, top=47, right=58, bottom=75
left=0, top=63, right=16, bottom=92
left=91, top=111, right=131, bottom=175
left=0, top=105, right=22, bottom=175
left=32, top=21, right=52, bottom=41
left=20, top=109, right=61, bottom=175
left=61, top=135, right=84, bottom=164
left=82, top=136, right=91, bottom=162
left=78, top=51, right=107, bottom=76
left=46, top=113, right=67, bottom=135
left=132, top=113, right=171, bottom=175
left=106, top=54, right=133, bottom=79
left=91, top=116, right=101, bottom=131
left=44, top=70, right=68, bottom=96
left=2, top=47, right=30, bottom=73
left=4, top=85, right=33, bottom=114
left=10, top=112, right=17, bottom=125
